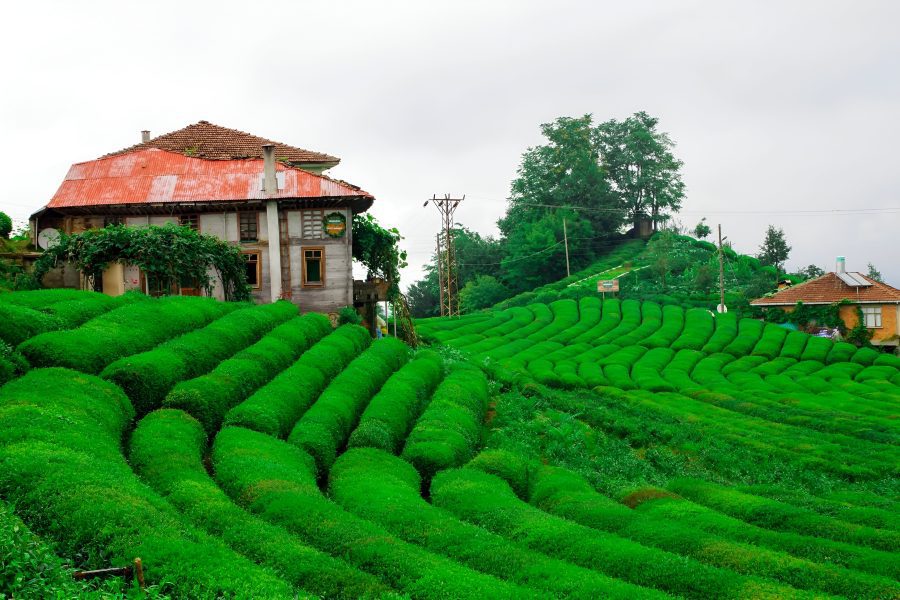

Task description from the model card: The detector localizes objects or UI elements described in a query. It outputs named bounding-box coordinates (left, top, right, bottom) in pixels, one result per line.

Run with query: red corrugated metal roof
left=47, top=149, right=372, bottom=208
left=751, top=272, right=900, bottom=305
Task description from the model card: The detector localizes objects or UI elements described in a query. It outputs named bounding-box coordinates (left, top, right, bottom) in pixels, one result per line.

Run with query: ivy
left=845, top=306, right=873, bottom=347
left=32, top=224, right=250, bottom=301
left=352, top=213, right=407, bottom=299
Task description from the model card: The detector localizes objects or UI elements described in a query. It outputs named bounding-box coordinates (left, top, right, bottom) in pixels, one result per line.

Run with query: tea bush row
left=224, top=324, right=371, bottom=437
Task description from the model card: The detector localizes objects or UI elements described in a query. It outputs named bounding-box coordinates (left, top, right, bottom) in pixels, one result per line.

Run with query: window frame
left=242, top=251, right=262, bottom=290
left=179, top=214, right=200, bottom=232
left=239, top=211, right=259, bottom=243
left=301, top=246, right=325, bottom=288
left=861, top=305, right=883, bottom=329
left=104, top=215, right=125, bottom=228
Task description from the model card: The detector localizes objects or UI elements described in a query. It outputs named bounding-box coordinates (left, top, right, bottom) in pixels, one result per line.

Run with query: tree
left=866, top=263, right=882, bottom=282
left=352, top=213, right=407, bottom=299
left=795, top=264, right=824, bottom=280
left=459, top=275, right=509, bottom=313
left=757, top=225, right=791, bottom=273
left=596, top=111, right=685, bottom=233
left=693, top=263, right=714, bottom=294
left=0, top=212, right=11, bottom=239
left=500, top=115, right=620, bottom=241
left=406, top=272, right=440, bottom=318
left=693, top=218, right=711, bottom=239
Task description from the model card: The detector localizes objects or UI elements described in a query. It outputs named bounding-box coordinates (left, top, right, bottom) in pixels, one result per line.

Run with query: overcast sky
left=1, top=0, right=898, bottom=287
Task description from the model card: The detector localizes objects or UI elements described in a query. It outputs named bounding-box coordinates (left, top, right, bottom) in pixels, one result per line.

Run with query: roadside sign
left=597, top=280, right=619, bottom=292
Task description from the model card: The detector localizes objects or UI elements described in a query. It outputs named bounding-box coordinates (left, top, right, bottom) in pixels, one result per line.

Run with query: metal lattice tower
left=429, top=194, right=464, bottom=317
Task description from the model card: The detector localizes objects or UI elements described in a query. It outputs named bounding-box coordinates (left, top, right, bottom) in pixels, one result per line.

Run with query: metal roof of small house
left=44, top=148, right=372, bottom=211
left=751, top=272, right=900, bottom=306
left=106, top=120, right=340, bottom=166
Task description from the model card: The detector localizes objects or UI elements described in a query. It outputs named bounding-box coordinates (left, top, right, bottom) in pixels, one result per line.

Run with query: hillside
left=0, top=289, right=897, bottom=598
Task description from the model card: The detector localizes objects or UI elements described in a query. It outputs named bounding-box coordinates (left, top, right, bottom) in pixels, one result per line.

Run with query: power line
left=470, top=199, right=900, bottom=216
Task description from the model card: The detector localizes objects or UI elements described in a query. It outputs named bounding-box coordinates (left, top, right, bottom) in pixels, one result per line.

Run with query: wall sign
left=323, top=212, right=347, bottom=238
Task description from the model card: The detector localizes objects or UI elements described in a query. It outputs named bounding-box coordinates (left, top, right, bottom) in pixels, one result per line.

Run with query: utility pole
left=435, top=233, right=444, bottom=316
left=717, top=224, right=726, bottom=313
left=563, top=217, right=570, bottom=277
left=428, top=194, right=464, bottom=317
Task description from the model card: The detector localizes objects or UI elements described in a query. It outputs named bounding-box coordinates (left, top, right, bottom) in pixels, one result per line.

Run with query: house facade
left=30, top=121, right=374, bottom=314
left=751, top=260, right=900, bottom=350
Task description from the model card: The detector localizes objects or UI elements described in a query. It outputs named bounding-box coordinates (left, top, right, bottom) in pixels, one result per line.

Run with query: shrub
left=288, top=337, right=410, bottom=474
left=670, top=307, right=713, bottom=351
left=722, top=318, right=764, bottom=357
left=337, top=305, right=362, bottom=325
left=0, top=212, right=11, bottom=239
left=347, top=350, right=444, bottom=453
left=799, top=336, right=833, bottom=362
left=129, top=409, right=391, bottom=599
left=0, top=303, right=62, bottom=346
left=212, top=426, right=535, bottom=599
left=401, top=363, right=489, bottom=480
left=102, top=301, right=302, bottom=417
left=329, top=447, right=648, bottom=598
left=701, top=312, right=738, bottom=353
left=224, top=324, right=371, bottom=437
left=430, top=467, right=793, bottom=599
left=0, top=368, right=292, bottom=598
left=164, top=313, right=328, bottom=434
left=19, top=296, right=233, bottom=374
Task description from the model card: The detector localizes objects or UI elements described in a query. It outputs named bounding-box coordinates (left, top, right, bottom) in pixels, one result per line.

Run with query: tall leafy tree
left=757, top=225, right=791, bottom=272
left=500, top=115, right=620, bottom=239
left=596, top=111, right=685, bottom=233
left=866, top=263, right=882, bottom=282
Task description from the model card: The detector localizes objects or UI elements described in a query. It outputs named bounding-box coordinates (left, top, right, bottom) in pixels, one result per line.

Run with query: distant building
left=30, top=121, right=375, bottom=314
left=751, top=258, right=900, bottom=350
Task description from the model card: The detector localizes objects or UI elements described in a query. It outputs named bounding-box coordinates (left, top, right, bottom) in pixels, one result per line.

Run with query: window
left=239, top=212, right=258, bottom=242
left=302, top=209, right=324, bottom=239
left=862, top=306, right=882, bottom=328
left=179, top=214, right=199, bottom=231
left=104, top=215, right=124, bottom=227
left=243, top=252, right=261, bottom=289
left=302, top=247, right=324, bottom=287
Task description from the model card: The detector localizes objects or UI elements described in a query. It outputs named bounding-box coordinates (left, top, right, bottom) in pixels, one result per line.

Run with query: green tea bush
left=0, top=288, right=115, bottom=309
left=596, top=299, right=641, bottom=344
left=431, top=467, right=793, bottom=599
left=855, top=365, right=898, bottom=383
left=0, top=368, right=292, bottom=598
left=165, top=314, right=326, bottom=434
left=0, top=303, right=62, bottom=346
left=614, top=301, right=662, bottom=346
left=850, top=347, right=881, bottom=366
left=347, top=350, right=443, bottom=452
left=224, top=324, right=370, bottom=437
left=799, top=336, right=834, bottom=362
left=872, top=353, right=900, bottom=369
left=750, top=324, right=788, bottom=359
left=700, top=312, right=738, bottom=353
left=402, top=363, right=489, bottom=480
left=826, top=341, right=857, bottom=364
left=549, top=296, right=602, bottom=343
left=722, top=318, right=764, bottom=357
left=102, top=301, right=301, bottom=417
left=289, top=337, right=410, bottom=474
left=330, top=447, right=650, bottom=598
left=525, top=466, right=899, bottom=598
left=212, top=426, right=536, bottom=599
left=779, top=331, right=809, bottom=359
left=129, top=409, right=391, bottom=599
left=640, top=304, right=686, bottom=348
left=19, top=296, right=232, bottom=373
left=632, top=348, right=675, bottom=392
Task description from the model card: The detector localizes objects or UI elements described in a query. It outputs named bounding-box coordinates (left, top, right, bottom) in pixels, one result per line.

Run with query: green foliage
left=352, top=213, right=406, bottom=298
left=129, top=409, right=391, bottom=599
left=865, top=263, right=882, bottom=283
left=0, top=368, right=291, bottom=598
left=0, top=212, right=11, bottom=239
left=224, top=324, right=370, bottom=438
left=212, top=426, right=535, bottom=599
left=846, top=306, right=873, bottom=347
left=164, top=312, right=328, bottom=434
left=459, top=274, right=509, bottom=313
left=19, top=296, right=231, bottom=374
left=757, top=225, right=791, bottom=272
left=794, top=264, right=824, bottom=280
left=401, top=362, right=489, bottom=480
left=337, top=305, right=361, bottom=325
left=288, top=337, right=410, bottom=475
left=596, top=111, right=686, bottom=231
left=693, top=218, right=711, bottom=239
left=32, top=224, right=250, bottom=301
left=102, top=301, right=300, bottom=418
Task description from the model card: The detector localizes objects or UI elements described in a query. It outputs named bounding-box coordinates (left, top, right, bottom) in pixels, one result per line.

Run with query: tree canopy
left=757, top=225, right=791, bottom=273
left=352, top=213, right=407, bottom=299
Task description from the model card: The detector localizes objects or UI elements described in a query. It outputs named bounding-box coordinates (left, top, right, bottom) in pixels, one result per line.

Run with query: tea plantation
left=0, top=288, right=898, bottom=598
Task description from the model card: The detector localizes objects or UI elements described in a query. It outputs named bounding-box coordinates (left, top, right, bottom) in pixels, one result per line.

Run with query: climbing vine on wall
left=32, top=224, right=250, bottom=301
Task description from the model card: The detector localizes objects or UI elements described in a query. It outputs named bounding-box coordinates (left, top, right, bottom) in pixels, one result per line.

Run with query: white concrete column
left=266, top=201, right=281, bottom=302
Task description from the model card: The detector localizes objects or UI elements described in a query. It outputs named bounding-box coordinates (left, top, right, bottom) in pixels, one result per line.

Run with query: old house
left=30, top=121, right=375, bottom=314
left=751, top=258, right=900, bottom=350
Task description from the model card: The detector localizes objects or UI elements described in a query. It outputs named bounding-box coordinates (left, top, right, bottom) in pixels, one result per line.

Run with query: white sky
left=1, top=0, right=898, bottom=287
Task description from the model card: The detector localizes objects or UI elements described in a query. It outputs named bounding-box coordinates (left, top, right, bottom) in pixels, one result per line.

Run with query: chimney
left=836, top=256, right=845, bottom=273
left=262, top=144, right=277, bottom=195
left=141, top=130, right=150, bottom=143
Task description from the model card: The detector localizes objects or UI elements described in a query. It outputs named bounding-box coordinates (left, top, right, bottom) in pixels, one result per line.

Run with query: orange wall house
left=751, top=268, right=900, bottom=350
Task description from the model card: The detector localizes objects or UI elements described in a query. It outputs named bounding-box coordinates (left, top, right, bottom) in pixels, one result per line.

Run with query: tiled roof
left=751, top=272, right=900, bottom=305
left=46, top=149, right=371, bottom=209
left=105, top=121, right=340, bottom=165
